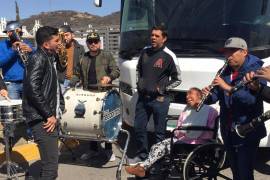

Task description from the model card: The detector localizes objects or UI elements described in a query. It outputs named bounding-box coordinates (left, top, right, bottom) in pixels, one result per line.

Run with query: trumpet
left=57, top=32, right=68, bottom=68
left=196, top=60, right=229, bottom=112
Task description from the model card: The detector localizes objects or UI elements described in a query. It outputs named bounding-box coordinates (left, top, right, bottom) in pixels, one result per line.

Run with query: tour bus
left=95, top=0, right=270, bottom=147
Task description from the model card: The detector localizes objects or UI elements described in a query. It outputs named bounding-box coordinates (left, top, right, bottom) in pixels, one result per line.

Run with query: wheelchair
left=146, top=115, right=231, bottom=180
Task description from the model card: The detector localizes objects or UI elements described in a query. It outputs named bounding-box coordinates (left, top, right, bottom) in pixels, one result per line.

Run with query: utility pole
left=49, top=0, right=52, bottom=11
left=15, top=0, right=20, bottom=21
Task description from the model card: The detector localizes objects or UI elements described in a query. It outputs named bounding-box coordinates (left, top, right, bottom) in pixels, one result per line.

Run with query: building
left=0, top=17, right=120, bottom=56
left=0, top=18, right=7, bottom=36
left=97, top=26, right=120, bottom=55
left=76, top=25, right=120, bottom=55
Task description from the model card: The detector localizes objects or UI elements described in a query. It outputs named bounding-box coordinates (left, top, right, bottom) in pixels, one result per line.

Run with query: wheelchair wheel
left=183, top=143, right=227, bottom=180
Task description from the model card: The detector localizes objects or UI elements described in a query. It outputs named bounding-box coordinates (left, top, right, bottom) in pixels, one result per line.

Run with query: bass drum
left=61, top=88, right=122, bottom=142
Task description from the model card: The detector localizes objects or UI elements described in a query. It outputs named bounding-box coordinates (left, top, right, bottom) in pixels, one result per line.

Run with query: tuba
left=57, top=31, right=68, bottom=68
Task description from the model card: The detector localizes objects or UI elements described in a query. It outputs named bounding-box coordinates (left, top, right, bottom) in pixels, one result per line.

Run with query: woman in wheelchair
left=125, top=87, right=219, bottom=177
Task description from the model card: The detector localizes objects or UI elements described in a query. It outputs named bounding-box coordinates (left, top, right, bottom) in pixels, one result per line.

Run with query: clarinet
left=230, top=77, right=258, bottom=94
left=196, top=60, right=229, bottom=112
left=235, top=110, right=270, bottom=138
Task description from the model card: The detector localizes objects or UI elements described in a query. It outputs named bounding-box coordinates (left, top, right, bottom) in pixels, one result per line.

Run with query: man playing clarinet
left=202, top=37, right=266, bottom=180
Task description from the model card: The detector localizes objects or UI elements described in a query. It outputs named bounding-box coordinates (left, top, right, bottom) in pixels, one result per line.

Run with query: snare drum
left=61, top=88, right=122, bottom=141
left=0, top=99, right=23, bottom=122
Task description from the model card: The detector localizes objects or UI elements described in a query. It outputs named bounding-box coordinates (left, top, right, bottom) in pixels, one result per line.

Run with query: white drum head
left=0, top=99, right=22, bottom=106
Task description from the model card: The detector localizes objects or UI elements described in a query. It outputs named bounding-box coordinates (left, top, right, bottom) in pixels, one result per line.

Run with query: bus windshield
left=120, top=0, right=270, bottom=59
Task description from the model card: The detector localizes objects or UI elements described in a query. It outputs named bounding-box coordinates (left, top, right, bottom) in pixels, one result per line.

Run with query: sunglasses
left=87, top=39, right=99, bottom=44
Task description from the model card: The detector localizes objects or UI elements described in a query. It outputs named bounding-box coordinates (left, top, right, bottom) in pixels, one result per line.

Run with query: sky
left=0, top=0, right=120, bottom=20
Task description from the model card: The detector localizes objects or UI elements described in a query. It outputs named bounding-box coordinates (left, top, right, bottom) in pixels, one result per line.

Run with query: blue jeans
left=60, top=79, right=70, bottom=94
left=134, top=95, right=170, bottom=160
left=226, top=136, right=260, bottom=180
left=6, top=82, right=23, bottom=99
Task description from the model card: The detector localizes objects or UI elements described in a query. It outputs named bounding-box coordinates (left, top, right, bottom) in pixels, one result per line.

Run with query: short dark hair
left=151, top=25, right=167, bottom=38
left=36, top=26, right=58, bottom=47
left=59, top=25, right=73, bottom=33
left=188, top=87, right=203, bottom=99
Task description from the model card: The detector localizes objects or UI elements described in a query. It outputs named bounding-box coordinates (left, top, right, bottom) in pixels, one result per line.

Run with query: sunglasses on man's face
left=87, top=39, right=99, bottom=44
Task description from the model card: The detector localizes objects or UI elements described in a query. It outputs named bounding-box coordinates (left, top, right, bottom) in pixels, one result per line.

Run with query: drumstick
left=4, top=96, right=11, bottom=102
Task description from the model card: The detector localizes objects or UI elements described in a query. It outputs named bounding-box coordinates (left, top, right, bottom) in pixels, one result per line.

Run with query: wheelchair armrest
left=167, top=115, right=179, bottom=121
left=172, top=126, right=215, bottom=133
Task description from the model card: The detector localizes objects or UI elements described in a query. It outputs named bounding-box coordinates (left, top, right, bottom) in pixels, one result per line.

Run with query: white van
left=116, top=0, right=270, bottom=147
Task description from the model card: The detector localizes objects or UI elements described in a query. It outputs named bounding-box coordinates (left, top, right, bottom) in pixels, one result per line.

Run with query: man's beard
left=66, top=40, right=73, bottom=48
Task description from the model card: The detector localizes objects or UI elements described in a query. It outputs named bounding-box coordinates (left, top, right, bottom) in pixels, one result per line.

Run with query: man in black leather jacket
left=23, top=26, right=64, bottom=180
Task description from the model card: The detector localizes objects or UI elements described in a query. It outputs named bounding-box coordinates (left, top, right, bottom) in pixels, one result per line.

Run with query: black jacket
left=23, top=48, right=64, bottom=123
left=258, top=84, right=270, bottom=103
left=57, top=40, right=85, bottom=83
left=137, top=45, right=181, bottom=96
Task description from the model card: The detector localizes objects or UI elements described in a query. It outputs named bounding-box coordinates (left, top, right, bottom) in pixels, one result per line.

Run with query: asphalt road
left=4, top=126, right=269, bottom=180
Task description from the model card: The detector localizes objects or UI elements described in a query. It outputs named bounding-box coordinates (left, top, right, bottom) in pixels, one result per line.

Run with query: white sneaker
left=127, top=156, right=143, bottom=166
left=105, top=150, right=116, bottom=162
left=80, top=150, right=100, bottom=160
left=108, top=153, right=116, bottom=162
left=27, top=139, right=35, bottom=144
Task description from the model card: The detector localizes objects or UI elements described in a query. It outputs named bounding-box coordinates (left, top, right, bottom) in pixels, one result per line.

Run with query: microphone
left=235, top=110, right=270, bottom=138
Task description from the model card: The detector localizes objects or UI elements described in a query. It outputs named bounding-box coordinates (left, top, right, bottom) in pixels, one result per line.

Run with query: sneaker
left=127, top=156, right=143, bottom=166
left=27, top=139, right=35, bottom=144
left=27, top=129, right=35, bottom=144
left=125, top=164, right=146, bottom=177
left=27, top=128, right=34, bottom=139
left=105, top=150, right=116, bottom=162
left=80, top=150, right=100, bottom=160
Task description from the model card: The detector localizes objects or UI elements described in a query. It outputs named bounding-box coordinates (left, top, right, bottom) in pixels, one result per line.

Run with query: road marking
left=0, top=143, right=40, bottom=163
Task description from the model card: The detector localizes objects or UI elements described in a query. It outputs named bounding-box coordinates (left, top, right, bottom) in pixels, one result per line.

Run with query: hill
left=21, top=10, right=120, bottom=33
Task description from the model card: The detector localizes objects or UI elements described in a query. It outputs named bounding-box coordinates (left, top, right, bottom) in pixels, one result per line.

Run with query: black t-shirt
left=87, top=57, right=97, bottom=88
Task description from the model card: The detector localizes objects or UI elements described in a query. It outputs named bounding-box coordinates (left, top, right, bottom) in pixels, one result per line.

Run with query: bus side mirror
left=94, top=0, right=102, bottom=7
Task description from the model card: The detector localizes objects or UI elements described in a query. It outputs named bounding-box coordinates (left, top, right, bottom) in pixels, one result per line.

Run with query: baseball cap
left=59, top=25, right=73, bottom=33
left=3, top=21, right=22, bottom=33
left=86, top=32, right=100, bottom=41
left=220, top=37, right=248, bottom=52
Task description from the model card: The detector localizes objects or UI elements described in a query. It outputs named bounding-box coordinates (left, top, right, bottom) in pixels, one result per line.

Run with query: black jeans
left=90, top=141, right=112, bottom=151
left=30, top=120, right=59, bottom=180
left=134, top=95, right=170, bottom=160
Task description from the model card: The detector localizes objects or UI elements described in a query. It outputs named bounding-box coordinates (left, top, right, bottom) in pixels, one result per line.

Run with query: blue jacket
left=207, top=54, right=266, bottom=146
left=0, top=39, right=32, bottom=81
